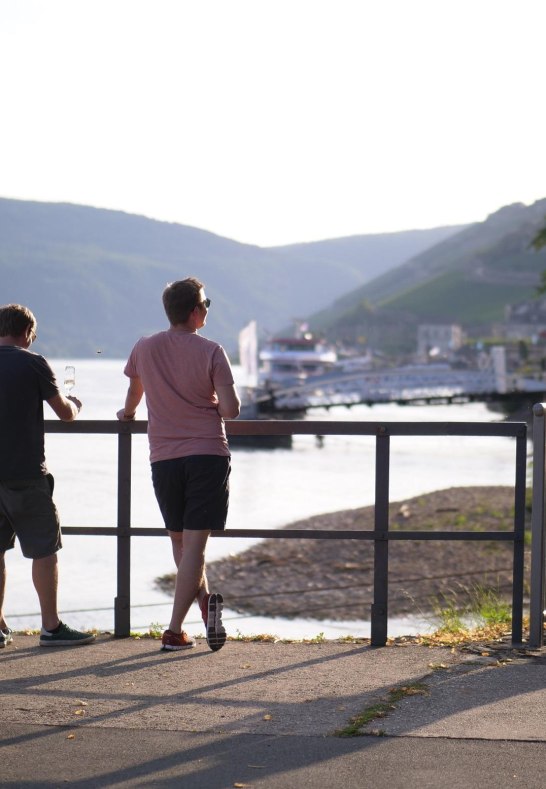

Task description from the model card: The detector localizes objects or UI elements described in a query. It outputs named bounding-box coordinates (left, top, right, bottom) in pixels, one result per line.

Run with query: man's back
left=0, top=346, right=58, bottom=479
left=124, top=328, right=235, bottom=462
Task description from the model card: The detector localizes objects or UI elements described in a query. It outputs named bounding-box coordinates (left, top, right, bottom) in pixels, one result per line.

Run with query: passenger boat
left=258, top=334, right=338, bottom=389
left=229, top=321, right=294, bottom=448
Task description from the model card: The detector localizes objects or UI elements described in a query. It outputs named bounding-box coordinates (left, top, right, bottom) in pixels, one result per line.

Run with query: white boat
left=234, top=321, right=294, bottom=447
left=258, top=335, right=338, bottom=389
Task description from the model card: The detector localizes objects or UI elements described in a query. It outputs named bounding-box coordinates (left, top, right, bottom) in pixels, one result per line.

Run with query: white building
left=503, top=297, right=546, bottom=340
left=417, top=324, right=463, bottom=360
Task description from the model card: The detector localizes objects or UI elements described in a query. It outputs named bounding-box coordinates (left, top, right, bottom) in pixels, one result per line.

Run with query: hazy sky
left=1, top=0, right=545, bottom=246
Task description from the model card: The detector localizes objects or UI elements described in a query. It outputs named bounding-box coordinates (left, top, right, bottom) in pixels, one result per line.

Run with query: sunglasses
left=197, top=298, right=211, bottom=309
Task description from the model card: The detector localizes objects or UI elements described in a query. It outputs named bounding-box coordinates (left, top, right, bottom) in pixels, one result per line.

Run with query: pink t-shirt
left=124, top=328, right=235, bottom=462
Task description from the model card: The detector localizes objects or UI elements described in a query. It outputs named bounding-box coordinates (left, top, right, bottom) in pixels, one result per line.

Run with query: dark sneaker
left=203, top=592, right=226, bottom=652
left=161, top=629, right=196, bottom=651
left=0, top=627, right=13, bottom=648
left=40, top=622, right=96, bottom=647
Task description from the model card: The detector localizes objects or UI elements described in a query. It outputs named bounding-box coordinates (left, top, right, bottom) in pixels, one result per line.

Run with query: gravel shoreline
left=155, top=486, right=529, bottom=621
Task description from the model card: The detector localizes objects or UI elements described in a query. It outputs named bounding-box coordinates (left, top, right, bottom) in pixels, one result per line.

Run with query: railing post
left=511, top=427, right=527, bottom=644
left=115, top=426, right=132, bottom=637
left=371, top=426, right=390, bottom=646
left=529, top=404, right=546, bottom=647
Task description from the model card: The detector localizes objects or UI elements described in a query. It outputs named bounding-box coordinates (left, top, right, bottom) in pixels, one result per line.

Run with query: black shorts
left=151, top=455, right=231, bottom=532
left=0, top=474, right=62, bottom=559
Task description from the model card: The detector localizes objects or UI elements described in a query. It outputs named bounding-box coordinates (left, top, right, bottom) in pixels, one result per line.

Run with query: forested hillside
left=307, top=199, right=546, bottom=354
left=0, top=197, right=465, bottom=356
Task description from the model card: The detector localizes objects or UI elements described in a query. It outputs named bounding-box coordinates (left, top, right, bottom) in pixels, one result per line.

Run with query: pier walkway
left=1, top=634, right=546, bottom=787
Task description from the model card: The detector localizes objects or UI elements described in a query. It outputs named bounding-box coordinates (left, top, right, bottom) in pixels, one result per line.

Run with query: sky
left=1, top=0, right=545, bottom=247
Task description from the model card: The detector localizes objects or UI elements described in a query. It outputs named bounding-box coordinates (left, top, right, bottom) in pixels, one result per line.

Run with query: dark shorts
left=151, top=455, right=231, bottom=532
left=0, top=474, right=62, bottom=559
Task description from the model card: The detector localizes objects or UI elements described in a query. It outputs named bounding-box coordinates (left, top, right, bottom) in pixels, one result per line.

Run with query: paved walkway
left=1, top=634, right=546, bottom=787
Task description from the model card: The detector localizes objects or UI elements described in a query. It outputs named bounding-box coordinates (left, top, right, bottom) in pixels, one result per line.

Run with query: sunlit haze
left=1, top=0, right=545, bottom=246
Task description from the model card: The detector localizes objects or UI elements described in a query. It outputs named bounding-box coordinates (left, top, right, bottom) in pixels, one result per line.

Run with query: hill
left=307, top=199, right=546, bottom=354
left=0, top=197, right=465, bottom=357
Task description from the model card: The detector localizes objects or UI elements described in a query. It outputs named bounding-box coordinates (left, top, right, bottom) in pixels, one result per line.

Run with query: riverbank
left=155, top=486, right=528, bottom=621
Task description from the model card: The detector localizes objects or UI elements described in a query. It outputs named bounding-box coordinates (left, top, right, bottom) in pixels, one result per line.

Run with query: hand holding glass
left=64, top=365, right=76, bottom=395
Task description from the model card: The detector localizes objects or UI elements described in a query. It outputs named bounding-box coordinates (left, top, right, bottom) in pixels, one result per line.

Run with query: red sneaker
left=161, top=629, right=196, bottom=651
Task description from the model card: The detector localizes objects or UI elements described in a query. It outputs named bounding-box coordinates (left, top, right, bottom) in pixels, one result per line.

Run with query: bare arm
left=116, top=376, right=145, bottom=421
left=47, top=393, right=82, bottom=422
left=216, top=384, right=241, bottom=419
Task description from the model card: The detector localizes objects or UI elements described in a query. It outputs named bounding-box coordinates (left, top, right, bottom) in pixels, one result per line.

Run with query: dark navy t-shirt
left=0, top=346, right=59, bottom=479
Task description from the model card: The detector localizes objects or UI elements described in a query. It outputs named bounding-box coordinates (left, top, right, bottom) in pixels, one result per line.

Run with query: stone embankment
left=155, top=486, right=526, bottom=621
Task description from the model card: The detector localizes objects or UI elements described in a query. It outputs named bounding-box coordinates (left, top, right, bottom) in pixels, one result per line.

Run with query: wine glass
left=64, top=365, right=76, bottom=395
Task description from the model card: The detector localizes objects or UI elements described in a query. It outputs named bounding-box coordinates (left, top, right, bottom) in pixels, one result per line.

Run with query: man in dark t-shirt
left=0, top=304, right=95, bottom=648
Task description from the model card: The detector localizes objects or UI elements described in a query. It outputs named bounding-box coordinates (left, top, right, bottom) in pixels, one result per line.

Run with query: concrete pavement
left=1, top=633, right=546, bottom=787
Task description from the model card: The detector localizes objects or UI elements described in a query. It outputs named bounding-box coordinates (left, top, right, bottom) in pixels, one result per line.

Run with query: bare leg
left=170, top=531, right=183, bottom=566
left=196, top=568, right=209, bottom=607
left=169, top=532, right=209, bottom=609
left=0, top=552, right=7, bottom=630
left=32, top=554, right=60, bottom=632
left=168, top=530, right=210, bottom=633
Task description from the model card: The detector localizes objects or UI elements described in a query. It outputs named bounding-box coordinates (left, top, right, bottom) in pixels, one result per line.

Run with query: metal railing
left=45, top=418, right=528, bottom=646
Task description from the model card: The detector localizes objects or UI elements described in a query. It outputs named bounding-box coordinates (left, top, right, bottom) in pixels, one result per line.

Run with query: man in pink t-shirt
left=117, top=277, right=240, bottom=652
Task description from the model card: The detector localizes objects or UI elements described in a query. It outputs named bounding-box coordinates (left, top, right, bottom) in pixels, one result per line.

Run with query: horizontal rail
left=45, top=419, right=526, bottom=437
left=61, top=526, right=518, bottom=542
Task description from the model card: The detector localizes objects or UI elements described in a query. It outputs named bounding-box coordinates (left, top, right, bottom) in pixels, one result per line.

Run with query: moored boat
left=258, top=334, right=338, bottom=389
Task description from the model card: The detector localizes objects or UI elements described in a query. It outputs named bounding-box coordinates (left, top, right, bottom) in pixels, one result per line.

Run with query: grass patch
left=472, top=587, right=511, bottom=626
left=232, top=631, right=280, bottom=642
left=335, top=683, right=428, bottom=737
left=419, top=622, right=511, bottom=647
left=422, top=584, right=515, bottom=645
left=129, top=622, right=164, bottom=639
left=307, top=632, right=326, bottom=643
left=431, top=593, right=466, bottom=634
